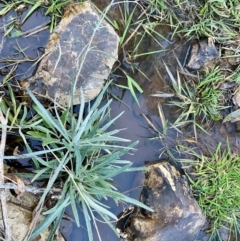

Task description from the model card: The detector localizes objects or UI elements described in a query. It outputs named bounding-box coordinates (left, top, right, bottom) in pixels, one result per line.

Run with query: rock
left=186, top=38, right=218, bottom=70
left=0, top=190, right=64, bottom=240
left=123, top=161, right=206, bottom=241
left=27, top=1, right=119, bottom=106
left=232, top=88, right=240, bottom=108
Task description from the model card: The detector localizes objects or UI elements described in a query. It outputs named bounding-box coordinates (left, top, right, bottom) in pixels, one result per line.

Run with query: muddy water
left=0, top=5, right=168, bottom=241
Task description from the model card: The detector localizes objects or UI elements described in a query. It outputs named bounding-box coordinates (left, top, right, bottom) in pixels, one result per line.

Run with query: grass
left=103, top=1, right=168, bottom=105
left=180, top=142, right=240, bottom=241
left=181, top=0, right=240, bottom=42
left=227, top=64, right=240, bottom=84
left=125, top=0, right=240, bottom=42
left=0, top=82, right=153, bottom=241
left=114, top=70, right=143, bottom=106
left=171, top=67, right=226, bottom=121
left=161, top=65, right=227, bottom=138
left=0, top=0, right=239, bottom=52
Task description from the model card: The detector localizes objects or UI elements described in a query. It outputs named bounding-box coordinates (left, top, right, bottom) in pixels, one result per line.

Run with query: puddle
left=59, top=32, right=240, bottom=240
left=0, top=4, right=166, bottom=240
left=0, top=6, right=50, bottom=82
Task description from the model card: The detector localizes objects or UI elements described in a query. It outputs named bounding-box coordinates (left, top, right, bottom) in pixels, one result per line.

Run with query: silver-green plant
left=2, top=82, right=152, bottom=241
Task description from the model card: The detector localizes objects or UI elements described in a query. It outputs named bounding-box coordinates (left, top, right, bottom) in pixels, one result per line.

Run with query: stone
left=232, top=88, right=240, bottom=108
left=27, top=1, right=119, bottom=106
left=123, top=161, right=206, bottom=241
left=0, top=190, right=64, bottom=240
left=186, top=38, right=218, bottom=70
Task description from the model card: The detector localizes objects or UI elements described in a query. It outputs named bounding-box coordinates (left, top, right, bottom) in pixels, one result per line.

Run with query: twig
left=22, top=201, right=44, bottom=241
left=0, top=108, right=11, bottom=241
left=0, top=223, right=16, bottom=241
left=0, top=13, right=6, bottom=55
left=0, top=183, right=62, bottom=195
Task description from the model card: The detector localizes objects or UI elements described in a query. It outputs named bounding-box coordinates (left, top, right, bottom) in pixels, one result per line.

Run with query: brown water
left=56, top=29, right=191, bottom=239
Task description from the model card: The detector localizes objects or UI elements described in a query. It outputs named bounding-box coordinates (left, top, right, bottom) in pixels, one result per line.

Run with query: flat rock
left=186, top=38, right=218, bottom=70
left=0, top=190, right=64, bottom=240
left=123, top=161, right=206, bottom=241
left=27, top=1, right=119, bottom=106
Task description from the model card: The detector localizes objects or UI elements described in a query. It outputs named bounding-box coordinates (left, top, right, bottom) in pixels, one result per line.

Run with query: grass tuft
left=162, top=66, right=227, bottom=138
left=181, top=142, right=240, bottom=241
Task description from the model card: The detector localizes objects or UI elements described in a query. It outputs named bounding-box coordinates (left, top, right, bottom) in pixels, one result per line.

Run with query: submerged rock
left=27, top=1, right=119, bottom=106
left=123, top=161, right=206, bottom=241
left=186, top=38, right=218, bottom=70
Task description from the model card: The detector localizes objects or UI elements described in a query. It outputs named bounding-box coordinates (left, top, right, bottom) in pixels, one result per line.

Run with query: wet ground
left=0, top=2, right=240, bottom=241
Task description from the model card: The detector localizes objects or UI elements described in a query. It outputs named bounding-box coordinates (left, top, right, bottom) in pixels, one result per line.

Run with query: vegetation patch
left=0, top=83, right=152, bottom=241
left=154, top=64, right=227, bottom=140
left=182, top=143, right=240, bottom=240
left=140, top=0, right=240, bottom=42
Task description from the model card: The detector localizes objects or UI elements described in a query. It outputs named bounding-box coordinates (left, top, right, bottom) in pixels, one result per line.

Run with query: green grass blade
left=22, top=2, right=42, bottom=24
left=127, top=75, right=142, bottom=106
left=36, top=151, right=71, bottom=209
left=82, top=201, right=93, bottom=241
left=74, top=88, right=85, bottom=135
left=46, top=208, right=65, bottom=241
left=27, top=88, right=69, bottom=139
left=83, top=193, right=117, bottom=220
left=70, top=185, right=80, bottom=226
left=129, top=76, right=143, bottom=93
